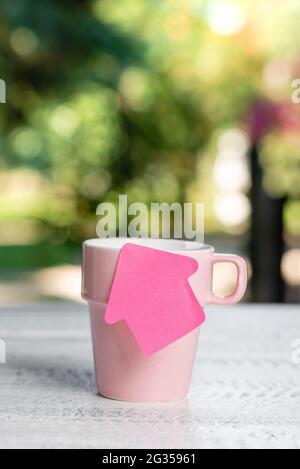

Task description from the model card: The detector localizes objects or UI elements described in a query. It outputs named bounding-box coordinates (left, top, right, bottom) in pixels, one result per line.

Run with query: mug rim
left=84, top=238, right=214, bottom=253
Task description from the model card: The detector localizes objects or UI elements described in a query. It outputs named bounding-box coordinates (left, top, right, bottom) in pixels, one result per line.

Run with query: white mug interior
left=84, top=237, right=213, bottom=252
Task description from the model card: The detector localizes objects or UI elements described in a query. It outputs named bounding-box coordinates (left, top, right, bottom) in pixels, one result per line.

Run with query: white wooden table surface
left=0, top=303, right=299, bottom=449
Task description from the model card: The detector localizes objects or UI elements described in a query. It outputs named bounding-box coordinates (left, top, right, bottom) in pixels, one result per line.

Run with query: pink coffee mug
left=82, top=238, right=248, bottom=402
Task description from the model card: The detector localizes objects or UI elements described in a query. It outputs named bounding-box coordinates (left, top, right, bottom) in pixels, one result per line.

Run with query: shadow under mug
left=82, top=238, right=248, bottom=402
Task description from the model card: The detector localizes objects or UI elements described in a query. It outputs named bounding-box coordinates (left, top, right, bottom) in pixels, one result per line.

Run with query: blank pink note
left=104, top=243, right=205, bottom=355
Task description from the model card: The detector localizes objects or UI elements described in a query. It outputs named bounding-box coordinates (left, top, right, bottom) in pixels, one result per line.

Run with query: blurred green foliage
left=0, top=0, right=300, bottom=255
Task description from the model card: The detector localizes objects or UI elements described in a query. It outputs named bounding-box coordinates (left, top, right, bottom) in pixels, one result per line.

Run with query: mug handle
left=207, top=253, right=248, bottom=305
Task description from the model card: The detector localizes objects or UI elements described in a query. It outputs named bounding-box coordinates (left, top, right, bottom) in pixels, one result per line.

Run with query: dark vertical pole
left=250, top=144, right=285, bottom=302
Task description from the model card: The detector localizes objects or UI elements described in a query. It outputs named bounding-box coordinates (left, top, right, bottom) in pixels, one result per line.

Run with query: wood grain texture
left=0, top=303, right=299, bottom=449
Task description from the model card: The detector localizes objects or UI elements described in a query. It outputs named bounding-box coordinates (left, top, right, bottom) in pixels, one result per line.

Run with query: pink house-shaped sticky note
left=104, top=243, right=205, bottom=355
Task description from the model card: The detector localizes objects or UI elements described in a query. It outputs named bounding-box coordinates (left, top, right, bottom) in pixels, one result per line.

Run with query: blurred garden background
left=0, top=0, right=300, bottom=303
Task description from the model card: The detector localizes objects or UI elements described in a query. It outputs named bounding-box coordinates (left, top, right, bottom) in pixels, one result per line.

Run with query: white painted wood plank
left=0, top=303, right=299, bottom=449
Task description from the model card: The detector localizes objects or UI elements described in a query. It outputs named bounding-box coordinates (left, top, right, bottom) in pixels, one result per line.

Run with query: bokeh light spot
left=10, top=27, right=39, bottom=57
